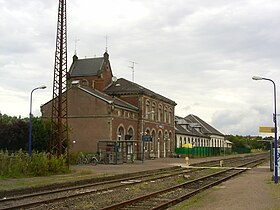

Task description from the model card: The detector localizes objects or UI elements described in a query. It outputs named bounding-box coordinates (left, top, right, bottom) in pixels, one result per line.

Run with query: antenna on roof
left=74, top=37, right=80, bottom=55
left=128, top=60, right=138, bottom=82
left=105, top=35, right=109, bottom=53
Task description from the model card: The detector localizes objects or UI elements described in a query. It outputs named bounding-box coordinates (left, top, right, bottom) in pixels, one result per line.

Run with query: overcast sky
left=1, top=0, right=280, bottom=136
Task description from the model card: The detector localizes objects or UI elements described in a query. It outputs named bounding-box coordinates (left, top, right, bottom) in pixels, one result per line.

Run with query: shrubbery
left=226, top=135, right=270, bottom=154
left=0, top=150, right=69, bottom=178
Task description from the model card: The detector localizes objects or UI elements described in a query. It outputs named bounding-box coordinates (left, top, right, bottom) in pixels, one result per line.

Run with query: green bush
left=69, top=151, right=81, bottom=165
left=28, top=152, right=49, bottom=176
left=48, top=154, right=68, bottom=173
left=0, top=150, right=69, bottom=178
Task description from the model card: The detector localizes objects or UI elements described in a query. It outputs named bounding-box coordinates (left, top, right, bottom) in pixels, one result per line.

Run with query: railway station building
left=41, top=52, right=177, bottom=162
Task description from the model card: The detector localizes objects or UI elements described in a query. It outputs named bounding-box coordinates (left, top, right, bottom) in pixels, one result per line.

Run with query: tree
left=32, top=117, right=51, bottom=152
left=226, top=135, right=269, bottom=153
left=0, top=114, right=51, bottom=152
left=0, top=116, right=28, bottom=151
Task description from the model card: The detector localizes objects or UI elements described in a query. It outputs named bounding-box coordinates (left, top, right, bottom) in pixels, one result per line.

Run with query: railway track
left=100, top=156, right=266, bottom=210
left=0, top=167, right=184, bottom=210
left=0, top=153, right=268, bottom=210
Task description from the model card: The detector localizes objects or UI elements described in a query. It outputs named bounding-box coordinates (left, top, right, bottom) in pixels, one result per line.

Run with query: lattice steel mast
left=50, top=0, right=68, bottom=156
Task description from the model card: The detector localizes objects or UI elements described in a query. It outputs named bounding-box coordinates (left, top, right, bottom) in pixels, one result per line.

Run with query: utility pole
left=50, top=0, right=68, bottom=157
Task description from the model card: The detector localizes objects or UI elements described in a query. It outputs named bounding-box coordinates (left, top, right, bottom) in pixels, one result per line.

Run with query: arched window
left=117, top=126, right=125, bottom=140
left=82, top=79, right=89, bottom=86
left=127, top=127, right=134, bottom=140
left=151, top=130, right=156, bottom=151
left=164, top=106, right=167, bottom=123
left=145, top=128, right=150, bottom=135
left=158, top=104, right=163, bottom=122
left=151, top=102, right=156, bottom=121
left=145, top=100, right=150, bottom=119
left=168, top=131, right=172, bottom=151
left=157, top=130, right=163, bottom=158
left=168, top=108, right=172, bottom=124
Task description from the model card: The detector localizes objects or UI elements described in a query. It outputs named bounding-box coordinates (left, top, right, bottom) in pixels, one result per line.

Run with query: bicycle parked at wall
left=76, top=153, right=99, bottom=165
left=76, top=152, right=106, bottom=165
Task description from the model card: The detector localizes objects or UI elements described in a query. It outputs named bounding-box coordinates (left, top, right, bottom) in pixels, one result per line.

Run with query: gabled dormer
left=68, top=52, right=113, bottom=91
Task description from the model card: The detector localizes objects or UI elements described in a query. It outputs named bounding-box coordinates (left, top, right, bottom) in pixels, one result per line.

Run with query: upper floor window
left=98, top=73, right=103, bottom=79
left=145, top=100, right=150, bottom=119
left=158, top=104, right=163, bottom=122
left=151, top=102, right=156, bottom=121
left=164, top=106, right=167, bottom=123
left=82, top=79, right=89, bottom=86
left=168, top=108, right=172, bottom=124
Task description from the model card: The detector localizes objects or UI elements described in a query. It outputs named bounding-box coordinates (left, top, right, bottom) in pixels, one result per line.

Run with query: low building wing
left=184, top=114, right=224, bottom=137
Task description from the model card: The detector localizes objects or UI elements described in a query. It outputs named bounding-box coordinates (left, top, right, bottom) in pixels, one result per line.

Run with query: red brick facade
left=41, top=52, right=176, bottom=160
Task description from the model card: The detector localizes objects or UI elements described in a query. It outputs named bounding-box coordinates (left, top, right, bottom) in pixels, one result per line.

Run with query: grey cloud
left=212, top=105, right=274, bottom=135
left=1, top=0, right=280, bottom=134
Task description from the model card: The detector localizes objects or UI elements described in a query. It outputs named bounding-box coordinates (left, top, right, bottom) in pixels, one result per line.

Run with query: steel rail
left=100, top=157, right=266, bottom=210
left=152, top=158, right=266, bottom=210
left=0, top=154, right=267, bottom=210
left=0, top=167, right=187, bottom=210
left=0, top=166, right=182, bottom=202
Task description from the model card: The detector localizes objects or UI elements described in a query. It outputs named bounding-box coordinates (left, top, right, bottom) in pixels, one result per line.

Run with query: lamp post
left=252, top=76, right=278, bottom=184
left=29, top=85, right=47, bottom=156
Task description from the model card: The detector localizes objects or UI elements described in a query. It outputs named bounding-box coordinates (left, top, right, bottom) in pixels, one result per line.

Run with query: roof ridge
left=78, top=86, right=113, bottom=104
left=190, top=114, right=212, bottom=133
left=110, top=78, right=176, bottom=105
left=78, top=86, right=138, bottom=111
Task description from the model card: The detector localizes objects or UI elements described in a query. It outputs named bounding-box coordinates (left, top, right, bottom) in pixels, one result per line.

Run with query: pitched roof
left=175, top=124, right=194, bottom=135
left=78, top=86, right=138, bottom=112
left=69, top=56, right=104, bottom=77
left=105, top=78, right=177, bottom=105
left=175, top=116, right=209, bottom=138
left=184, top=114, right=224, bottom=136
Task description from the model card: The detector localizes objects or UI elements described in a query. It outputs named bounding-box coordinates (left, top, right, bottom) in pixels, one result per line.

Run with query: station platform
left=172, top=162, right=280, bottom=210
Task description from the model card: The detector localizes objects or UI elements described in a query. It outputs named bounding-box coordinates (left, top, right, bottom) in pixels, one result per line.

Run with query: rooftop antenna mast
left=128, top=61, right=138, bottom=82
left=50, top=0, right=68, bottom=157
left=105, top=35, right=108, bottom=52
left=74, top=37, right=80, bottom=55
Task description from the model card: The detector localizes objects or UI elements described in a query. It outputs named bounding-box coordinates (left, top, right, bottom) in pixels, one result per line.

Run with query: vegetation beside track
left=0, top=150, right=69, bottom=179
